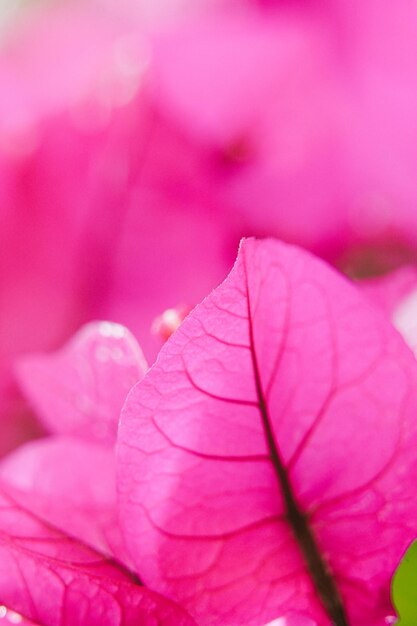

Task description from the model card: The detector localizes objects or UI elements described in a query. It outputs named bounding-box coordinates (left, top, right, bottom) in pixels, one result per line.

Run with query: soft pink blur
left=149, top=0, right=417, bottom=262
left=0, top=2, right=237, bottom=451
left=2, top=0, right=417, bottom=469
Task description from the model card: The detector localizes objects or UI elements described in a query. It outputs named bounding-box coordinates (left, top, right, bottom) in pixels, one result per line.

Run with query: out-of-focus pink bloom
left=7, top=0, right=417, bottom=455
left=359, top=266, right=417, bottom=319
left=3, top=322, right=144, bottom=559
left=149, top=7, right=347, bottom=254
left=0, top=0, right=236, bottom=363
left=0, top=320, right=197, bottom=624
left=392, top=290, right=417, bottom=356
left=360, top=266, right=417, bottom=357
left=148, top=0, right=417, bottom=264
left=100, top=175, right=236, bottom=361
left=0, top=2, right=236, bottom=450
left=0, top=2, right=146, bottom=444
left=93, top=0, right=253, bottom=29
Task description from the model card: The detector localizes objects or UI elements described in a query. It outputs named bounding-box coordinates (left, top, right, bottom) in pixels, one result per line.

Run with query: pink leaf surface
left=16, top=322, right=147, bottom=446
left=117, top=238, right=417, bottom=625
left=0, top=483, right=196, bottom=626
left=149, top=0, right=417, bottom=260
left=0, top=436, right=131, bottom=568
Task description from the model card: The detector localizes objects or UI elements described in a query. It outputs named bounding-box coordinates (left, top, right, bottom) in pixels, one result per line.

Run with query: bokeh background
left=2, top=0, right=417, bottom=455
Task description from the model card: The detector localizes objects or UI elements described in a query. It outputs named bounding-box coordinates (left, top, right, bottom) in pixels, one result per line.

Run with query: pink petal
left=359, top=266, right=417, bottom=317
left=118, top=238, right=417, bottom=625
left=0, top=2, right=236, bottom=381
left=0, top=377, right=43, bottom=459
left=150, top=9, right=347, bottom=254
left=102, top=182, right=237, bottom=362
left=0, top=436, right=131, bottom=568
left=0, top=483, right=196, bottom=626
left=358, top=267, right=417, bottom=355
left=391, top=288, right=417, bottom=356
left=0, top=3, right=148, bottom=443
left=16, top=322, right=146, bottom=446
left=149, top=1, right=417, bottom=261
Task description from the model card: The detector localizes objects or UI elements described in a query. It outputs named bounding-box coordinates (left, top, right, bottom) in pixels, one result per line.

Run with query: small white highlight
left=393, top=288, right=417, bottom=354
left=0, top=607, right=24, bottom=623
left=98, top=321, right=126, bottom=339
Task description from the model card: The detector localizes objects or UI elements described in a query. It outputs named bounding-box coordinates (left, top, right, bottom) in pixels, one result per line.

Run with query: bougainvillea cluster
left=2, top=1, right=417, bottom=624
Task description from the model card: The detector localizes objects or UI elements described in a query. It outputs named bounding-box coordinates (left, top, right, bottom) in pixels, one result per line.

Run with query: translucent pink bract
left=0, top=436, right=131, bottom=567
left=117, top=238, right=417, bottom=625
left=359, top=266, right=417, bottom=318
left=16, top=322, right=147, bottom=446
left=0, top=483, right=196, bottom=625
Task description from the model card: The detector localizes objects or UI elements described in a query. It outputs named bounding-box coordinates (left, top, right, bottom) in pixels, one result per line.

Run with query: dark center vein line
left=242, top=253, right=349, bottom=626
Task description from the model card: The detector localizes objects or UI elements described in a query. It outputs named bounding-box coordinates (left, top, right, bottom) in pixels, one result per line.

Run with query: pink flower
left=0, top=2, right=145, bottom=443
left=117, top=238, right=417, bottom=625
left=148, top=0, right=417, bottom=265
left=360, top=266, right=417, bottom=356
left=4, top=241, right=417, bottom=624
left=0, top=320, right=196, bottom=623
left=5, top=0, right=417, bottom=455
left=0, top=2, right=236, bottom=450
left=3, top=322, right=145, bottom=563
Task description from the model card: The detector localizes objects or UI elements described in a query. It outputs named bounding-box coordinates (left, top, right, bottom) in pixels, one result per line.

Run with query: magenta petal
left=150, top=11, right=346, bottom=254
left=0, top=436, right=131, bottom=568
left=359, top=267, right=417, bottom=355
left=16, top=322, right=147, bottom=446
left=0, top=483, right=196, bottom=626
left=117, top=238, right=417, bottom=625
left=359, top=266, right=417, bottom=317
left=391, top=287, right=417, bottom=356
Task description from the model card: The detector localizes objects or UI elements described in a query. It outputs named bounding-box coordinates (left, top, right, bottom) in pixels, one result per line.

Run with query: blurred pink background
left=2, top=0, right=417, bottom=454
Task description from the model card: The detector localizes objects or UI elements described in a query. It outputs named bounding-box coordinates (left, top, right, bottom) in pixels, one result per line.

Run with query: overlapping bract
left=0, top=1, right=235, bottom=440
left=117, top=239, right=417, bottom=625
left=16, top=321, right=147, bottom=445
left=0, top=483, right=195, bottom=626
left=3, top=0, right=417, bottom=622
left=4, top=0, right=417, bottom=458
left=0, top=319, right=199, bottom=624
left=0, top=436, right=130, bottom=567
left=3, top=322, right=146, bottom=566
